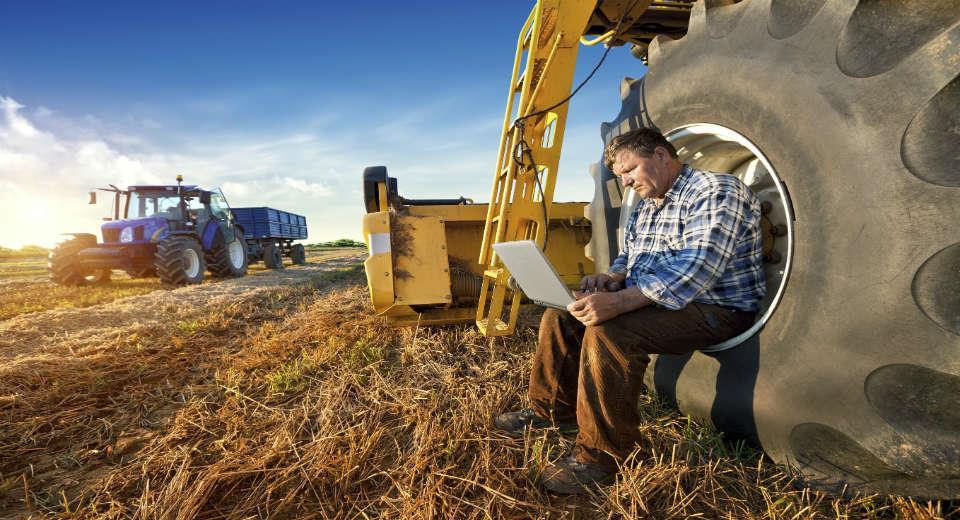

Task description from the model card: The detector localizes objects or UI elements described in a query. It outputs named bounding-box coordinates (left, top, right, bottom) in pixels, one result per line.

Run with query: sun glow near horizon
left=0, top=188, right=108, bottom=249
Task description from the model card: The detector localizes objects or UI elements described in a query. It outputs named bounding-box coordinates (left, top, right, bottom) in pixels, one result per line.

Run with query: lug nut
left=771, top=224, right=788, bottom=237
left=761, top=200, right=773, bottom=215
left=763, top=250, right=782, bottom=264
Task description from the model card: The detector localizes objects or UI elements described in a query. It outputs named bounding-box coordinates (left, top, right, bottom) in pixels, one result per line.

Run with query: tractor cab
left=92, top=181, right=233, bottom=246
left=97, top=185, right=194, bottom=245
left=128, top=185, right=202, bottom=222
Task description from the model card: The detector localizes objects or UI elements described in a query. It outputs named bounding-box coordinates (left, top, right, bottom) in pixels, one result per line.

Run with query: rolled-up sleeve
left=634, top=187, right=749, bottom=309
left=608, top=251, right=628, bottom=275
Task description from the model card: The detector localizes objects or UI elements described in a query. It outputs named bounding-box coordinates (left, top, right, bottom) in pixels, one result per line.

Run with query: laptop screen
left=492, top=240, right=574, bottom=309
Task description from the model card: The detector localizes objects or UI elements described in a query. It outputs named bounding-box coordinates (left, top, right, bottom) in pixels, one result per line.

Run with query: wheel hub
left=183, top=249, right=201, bottom=278
left=228, top=240, right=245, bottom=268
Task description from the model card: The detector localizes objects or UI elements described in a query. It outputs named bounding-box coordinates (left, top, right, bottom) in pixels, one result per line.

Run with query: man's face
left=611, top=147, right=675, bottom=200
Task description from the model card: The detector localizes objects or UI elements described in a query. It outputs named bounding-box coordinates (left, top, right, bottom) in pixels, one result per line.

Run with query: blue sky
left=0, top=1, right=646, bottom=248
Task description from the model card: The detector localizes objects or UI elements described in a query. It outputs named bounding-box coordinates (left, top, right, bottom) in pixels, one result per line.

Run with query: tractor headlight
left=120, top=226, right=134, bottom=243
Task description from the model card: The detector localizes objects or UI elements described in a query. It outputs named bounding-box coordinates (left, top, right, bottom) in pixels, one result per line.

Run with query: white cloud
left=0, top=93, right=538, bottom=249
left=1, top=97, right=38, bottom=138
left=281, top=176, right=331, bottom=196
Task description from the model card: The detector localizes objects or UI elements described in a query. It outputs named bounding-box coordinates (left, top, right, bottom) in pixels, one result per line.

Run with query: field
left=0, top=249, right=954, bottom=518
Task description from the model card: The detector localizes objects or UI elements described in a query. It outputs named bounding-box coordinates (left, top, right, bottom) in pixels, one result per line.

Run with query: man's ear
left=654, top=146, right=668, bottom=162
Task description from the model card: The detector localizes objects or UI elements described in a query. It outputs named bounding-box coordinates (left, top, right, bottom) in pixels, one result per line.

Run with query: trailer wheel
left=155, top=235, right=205, bottom=286
left=290, top=244, right=306, bottom=265
left=589, top=0, right=960, bottom=496
left=262, top=243, right=284, bottom=269
left=207, top=228, right=248, bottom=278
left=48, top=235, right=110, bottom=286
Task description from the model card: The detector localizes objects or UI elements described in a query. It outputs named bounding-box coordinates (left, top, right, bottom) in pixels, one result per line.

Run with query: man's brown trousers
left=529, top=303, right=755, bottom=467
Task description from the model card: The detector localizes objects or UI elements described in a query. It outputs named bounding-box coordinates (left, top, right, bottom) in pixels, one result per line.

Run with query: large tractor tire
left=262, top=243, right=284, bottom=270
left=587, top=0, right=960, bottom=496
left=207, top=228, right=248, bottom=278
left=48, top=234, right=110, bottom=286
left=155, top=235, right=205, bottom=287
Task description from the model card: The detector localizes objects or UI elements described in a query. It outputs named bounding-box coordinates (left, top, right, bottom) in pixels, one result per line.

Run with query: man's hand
left=578, top=272, right=625, bottom=294
left=567, top=291, right=625, bottom=326
left=567, top=286, right=654, bottom=326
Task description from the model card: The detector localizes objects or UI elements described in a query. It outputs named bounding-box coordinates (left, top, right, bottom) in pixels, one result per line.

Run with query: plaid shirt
left=609, top=164, right=766, bottom=311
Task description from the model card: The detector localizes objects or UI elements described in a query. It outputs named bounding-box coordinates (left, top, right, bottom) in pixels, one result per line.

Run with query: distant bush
left=0, top=245, right=49, bottom=258
left=308, top=239, right=365, bottom=248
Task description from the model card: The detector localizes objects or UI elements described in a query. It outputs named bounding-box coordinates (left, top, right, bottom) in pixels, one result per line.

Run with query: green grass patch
left=317, top=264, right=365, bottom=284
left=176, top=319, right=203, bottom=333
left=306, top=238, right=365, bottom=248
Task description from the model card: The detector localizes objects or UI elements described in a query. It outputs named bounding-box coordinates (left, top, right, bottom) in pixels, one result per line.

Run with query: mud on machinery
left=361, top=0, right=960, bottom=499
left=50, top=175, right=308, bottom=287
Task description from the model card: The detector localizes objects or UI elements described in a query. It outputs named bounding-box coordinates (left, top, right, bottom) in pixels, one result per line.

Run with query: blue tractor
left=49, top=176, right=248, bottom=287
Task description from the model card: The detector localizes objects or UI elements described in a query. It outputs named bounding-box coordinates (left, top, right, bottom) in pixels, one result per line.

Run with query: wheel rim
left=183, top=249, right=201, bottom=278
left=228, top=240, right=245, bottom=268
left=618, top=123, right=795, bottom=350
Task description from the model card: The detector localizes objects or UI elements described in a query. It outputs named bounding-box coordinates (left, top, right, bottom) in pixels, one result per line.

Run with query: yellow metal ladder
left=475, top=0, right=596, bottom=336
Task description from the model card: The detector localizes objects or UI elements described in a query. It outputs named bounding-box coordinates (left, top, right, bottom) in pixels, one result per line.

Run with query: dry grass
left=1, top=262, right=955, bottom=519
left=0, top=277, right=161, bottom=321
left=0, top=258, right=49, bottom=279
left=0, top=248, right=355, bottom=322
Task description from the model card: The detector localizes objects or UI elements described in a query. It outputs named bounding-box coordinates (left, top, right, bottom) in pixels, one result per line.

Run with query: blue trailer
left=231, top=207, right=308, bottom=269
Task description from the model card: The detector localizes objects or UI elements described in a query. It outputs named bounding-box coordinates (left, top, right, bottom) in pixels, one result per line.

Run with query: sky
left=0, top=1, right=646, bottom=248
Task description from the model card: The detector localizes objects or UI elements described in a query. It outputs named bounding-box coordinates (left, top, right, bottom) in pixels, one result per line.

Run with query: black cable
left=509, top=0, right=643, bottom=253
left=514, top=123, right=551, bottom=251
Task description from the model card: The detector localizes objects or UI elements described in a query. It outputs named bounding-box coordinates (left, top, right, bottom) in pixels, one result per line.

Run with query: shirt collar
left=662, top=164, right=693, bottom=203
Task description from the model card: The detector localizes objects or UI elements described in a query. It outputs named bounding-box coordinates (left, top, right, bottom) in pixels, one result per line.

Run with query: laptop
left=492, top=240, right=575, bottom=309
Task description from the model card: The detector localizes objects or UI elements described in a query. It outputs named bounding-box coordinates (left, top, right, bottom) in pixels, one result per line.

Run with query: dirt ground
left=0, top=248, right=953, bottom=518
left=0, top=249, right=364, bottom=516
left=0, top=249, right=361, bottom=362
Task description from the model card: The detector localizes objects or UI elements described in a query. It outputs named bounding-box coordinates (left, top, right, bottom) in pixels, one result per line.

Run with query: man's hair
left=603, top=127, right=678, bottom=170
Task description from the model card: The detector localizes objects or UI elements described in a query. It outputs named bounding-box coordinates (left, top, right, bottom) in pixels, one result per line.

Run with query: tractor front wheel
left=207, top=228, right=248, bottom=278
left=155, top=236, right=205, bottom=287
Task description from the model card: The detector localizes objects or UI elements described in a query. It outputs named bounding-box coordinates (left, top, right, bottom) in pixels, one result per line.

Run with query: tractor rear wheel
left=48, top=234, right=110, bottom=286
left=262, top=243, right=284, bottom=269
left=588, top=0, right=960, bottom=496
left=290, top=244, right=306, bottom=265
left=207, top=228, right=248, bottom=278
left=155, top=236, right=205, bottom=286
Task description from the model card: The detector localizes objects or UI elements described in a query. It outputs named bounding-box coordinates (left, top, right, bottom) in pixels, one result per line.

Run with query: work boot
left=539, top=454, right=616, bottom=495
left=493, top=408, right=577, bottom=437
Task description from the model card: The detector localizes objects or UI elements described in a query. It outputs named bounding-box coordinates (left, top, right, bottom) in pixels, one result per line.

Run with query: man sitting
left=494, top=127, right=766, bottom=494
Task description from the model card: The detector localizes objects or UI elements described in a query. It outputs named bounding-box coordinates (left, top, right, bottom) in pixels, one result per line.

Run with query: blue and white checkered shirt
left=609, top=164, right=766, bottom=311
